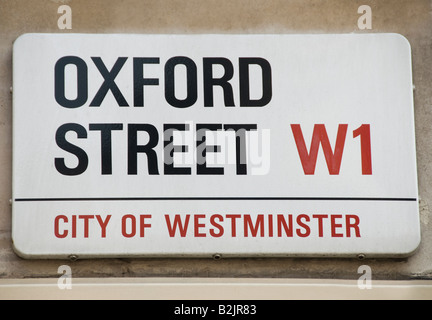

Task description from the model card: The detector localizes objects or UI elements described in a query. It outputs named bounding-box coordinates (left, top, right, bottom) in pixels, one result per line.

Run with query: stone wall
left=1, top=0, right=432, bottom=280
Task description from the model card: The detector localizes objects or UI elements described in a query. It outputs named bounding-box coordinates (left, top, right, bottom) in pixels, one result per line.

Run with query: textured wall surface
left=1, top=0, right=432, bottom=280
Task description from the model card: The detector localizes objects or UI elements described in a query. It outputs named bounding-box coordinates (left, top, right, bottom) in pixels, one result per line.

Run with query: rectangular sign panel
left=12, top=33, right=420, bottom=259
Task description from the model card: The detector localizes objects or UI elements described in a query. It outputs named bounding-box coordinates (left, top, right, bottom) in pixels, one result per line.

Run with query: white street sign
left=12, top=33, right=420, bottom=259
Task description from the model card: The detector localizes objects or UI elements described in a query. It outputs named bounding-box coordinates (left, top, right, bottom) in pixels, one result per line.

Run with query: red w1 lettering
left=291, top=124, right=372, bottom=175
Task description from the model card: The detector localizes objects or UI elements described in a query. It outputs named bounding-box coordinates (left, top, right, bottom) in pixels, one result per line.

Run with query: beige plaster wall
left=1, top=0, right=432, bottom=280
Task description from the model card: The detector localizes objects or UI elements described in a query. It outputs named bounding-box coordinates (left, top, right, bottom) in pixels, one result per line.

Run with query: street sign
left=12, top=33, right=420, bottom=259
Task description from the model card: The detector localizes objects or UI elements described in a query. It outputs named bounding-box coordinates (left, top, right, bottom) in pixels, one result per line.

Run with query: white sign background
left=12, top=33, right=420, bottom=259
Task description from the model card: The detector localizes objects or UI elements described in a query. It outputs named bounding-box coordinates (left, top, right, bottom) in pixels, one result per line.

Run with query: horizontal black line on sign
left=14, top=197, right=418, bottom=202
